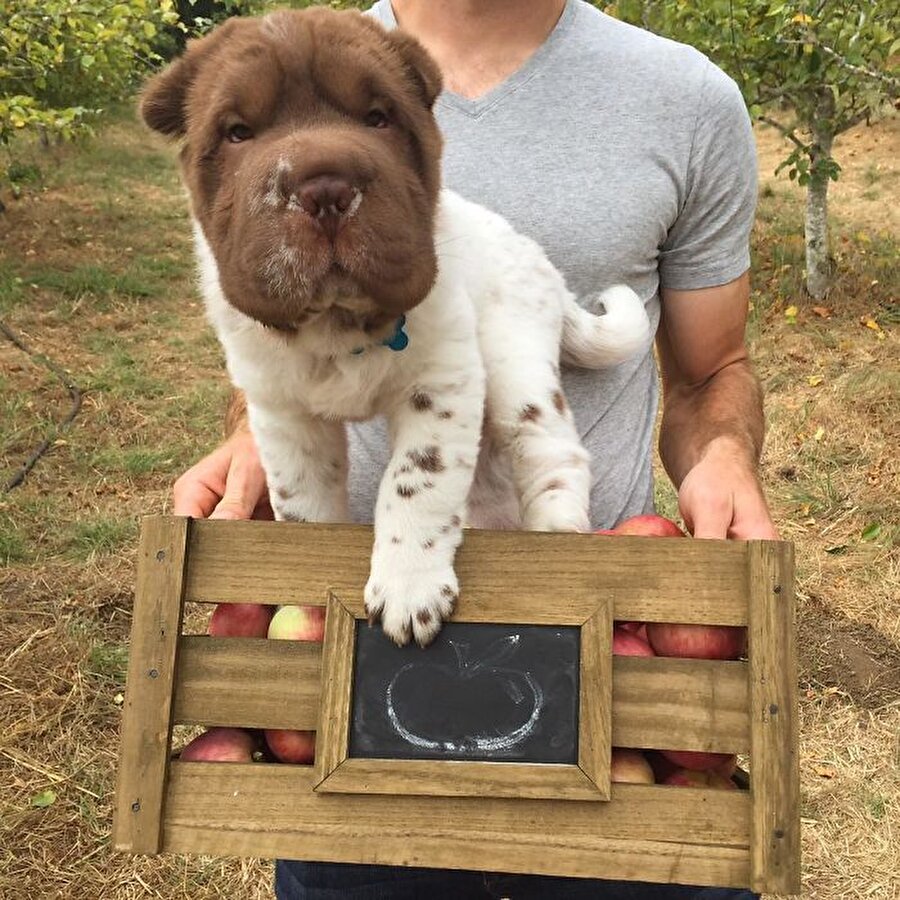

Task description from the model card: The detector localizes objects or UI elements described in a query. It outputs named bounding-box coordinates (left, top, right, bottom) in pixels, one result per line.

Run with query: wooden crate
left=113, top=515, right=800, bottom=894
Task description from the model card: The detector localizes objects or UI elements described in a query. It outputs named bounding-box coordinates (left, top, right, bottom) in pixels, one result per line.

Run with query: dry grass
left=1, top=111, right=898, bottom=899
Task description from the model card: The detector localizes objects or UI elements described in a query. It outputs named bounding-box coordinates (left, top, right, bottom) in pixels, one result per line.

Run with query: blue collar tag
left=352, top=315, right=408, bottom=355
left=382, top=315, right=409, bottom=351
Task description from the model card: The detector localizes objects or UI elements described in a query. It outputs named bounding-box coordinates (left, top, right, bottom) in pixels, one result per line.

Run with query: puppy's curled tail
left=560, top=284, right=651, bottom=369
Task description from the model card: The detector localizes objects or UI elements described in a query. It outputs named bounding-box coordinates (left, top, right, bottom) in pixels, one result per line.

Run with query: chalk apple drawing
left=385, top=635, right=544, bottom=753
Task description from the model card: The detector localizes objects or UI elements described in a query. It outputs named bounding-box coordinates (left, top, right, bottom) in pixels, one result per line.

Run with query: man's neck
left=391, top=0, right=567, bottom=100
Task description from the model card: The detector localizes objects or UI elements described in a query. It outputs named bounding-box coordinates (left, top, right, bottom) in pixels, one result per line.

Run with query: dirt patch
left=755, top=115, right=900, bottom=237
left=799, top=600, right=900, bottom=709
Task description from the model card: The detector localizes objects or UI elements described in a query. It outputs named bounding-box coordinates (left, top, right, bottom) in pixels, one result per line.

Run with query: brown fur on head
left=140, top=8, right=443, bottom=332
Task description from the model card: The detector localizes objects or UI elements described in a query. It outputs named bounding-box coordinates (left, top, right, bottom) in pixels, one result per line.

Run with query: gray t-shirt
left=349, top=0, right=757, bottom=528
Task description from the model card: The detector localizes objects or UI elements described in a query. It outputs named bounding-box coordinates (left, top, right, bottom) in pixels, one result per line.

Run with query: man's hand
left=657, top=274, right=779, bottom=541
left=173, top=428, right=272, bottom=520
left=677, top=438, right=778, bottom=540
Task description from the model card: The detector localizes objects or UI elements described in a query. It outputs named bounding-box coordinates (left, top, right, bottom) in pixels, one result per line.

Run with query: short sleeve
left=658, top=61, right=757, bottom=291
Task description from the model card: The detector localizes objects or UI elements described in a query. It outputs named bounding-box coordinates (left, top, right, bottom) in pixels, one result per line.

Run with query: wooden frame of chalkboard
left=313, top=592, right=613, bottom=800
left=113, top=517, right=800, bottom=895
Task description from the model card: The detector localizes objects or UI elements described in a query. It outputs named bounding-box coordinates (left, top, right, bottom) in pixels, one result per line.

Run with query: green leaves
left=0, top=0, right=178, bottom=145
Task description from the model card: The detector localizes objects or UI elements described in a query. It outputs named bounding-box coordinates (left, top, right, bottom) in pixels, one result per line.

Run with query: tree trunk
left=804, top=93, right=836, bottom=300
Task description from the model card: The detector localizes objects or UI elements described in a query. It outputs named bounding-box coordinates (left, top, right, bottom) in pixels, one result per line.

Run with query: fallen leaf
left=861, top=317, right=881, bottom=331
left=825, top=545, right=849, bottom=555
left=807, top=375, right=824, bottom=386
left=814, top=765, right=837, bottom=778
left=785, top=305, right=799, bottom=323
left=31, top=789, right=57, bottom=808
left=861, top=523, right=882, bottom=541
left=813, top=426, right=825, bottom=441
left=811, top=306, right=832, bottom=318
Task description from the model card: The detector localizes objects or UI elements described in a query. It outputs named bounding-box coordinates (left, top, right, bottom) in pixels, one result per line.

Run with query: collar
left=351, top=315, right=409, bottom=355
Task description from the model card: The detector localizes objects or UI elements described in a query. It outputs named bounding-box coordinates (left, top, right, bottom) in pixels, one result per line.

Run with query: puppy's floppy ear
left=140, top=18, right=240, bottom=137
left=140, top=54, right=195, bottom=137
left=391, top=31, right=443, bottom=109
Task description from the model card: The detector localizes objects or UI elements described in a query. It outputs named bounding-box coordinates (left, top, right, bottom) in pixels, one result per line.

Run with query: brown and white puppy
left=142, top=8, right=650, bottom=645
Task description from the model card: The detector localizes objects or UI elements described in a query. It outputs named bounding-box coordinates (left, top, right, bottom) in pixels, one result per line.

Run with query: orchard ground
left=1, top=111, right=898, bottom=899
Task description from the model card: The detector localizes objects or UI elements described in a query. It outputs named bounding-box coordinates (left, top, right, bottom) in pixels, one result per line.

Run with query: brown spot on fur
left=395, top=464, right=413, bottom=476
left=411, top=391, right=433, bottom=411
left=391, top=535, right=402, bottom=544
left=543, top=479, right=565, bottom=492
left=397, top=483, right=418, bottom=498
left=438, top=410, right=453, bottom=419
left=275, top=486, right=293, bottom=500
left=422, top=539, right=435, bottom=549
left=519, top=404, right=541, bottom=422
left=416, top=609, right=433, bottom=626
left=451, top=515, right=461, bottom=527
left=423, top=480, right=435, bottom=489
left=407, top=445, right=444, bottom=473
left=552, top=390, right=567, bottom=414
left=280, top=511, right=307, bottom=522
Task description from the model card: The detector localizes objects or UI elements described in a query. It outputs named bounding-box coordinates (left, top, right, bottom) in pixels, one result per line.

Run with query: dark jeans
left=275, top=861, right=759, bottom=900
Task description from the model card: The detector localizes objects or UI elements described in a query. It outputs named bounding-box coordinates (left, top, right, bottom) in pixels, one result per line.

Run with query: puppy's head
left=141, top=9, right=443, bottom=333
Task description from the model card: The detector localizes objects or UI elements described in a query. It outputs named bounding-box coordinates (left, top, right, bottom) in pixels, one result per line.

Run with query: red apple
left=179, top=727, right=255, bottom=762
left=264, top=729, right=316, bottom=764
left=663, top=768, right=737, bottom=789
left=659, top=750, right=736, bottom=773
left=611, top=748, right=655, bottom=784
left=612, top=514, right=686, bottom=538
left=616, top=621, right=649, bottom=641
left=646, top=622, right=747, bottom=660
left=267, top=605, right=326, bottom=642
left=208, top=602, right=275, bottom=638
left=613, top=627, right=655, bottom=657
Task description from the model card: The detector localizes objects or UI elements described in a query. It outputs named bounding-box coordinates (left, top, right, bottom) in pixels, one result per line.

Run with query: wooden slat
left=578, top=605, right=612, bottom=794
left=162, top=762, right=751, bottom=887
left=316, top=758, right=604, bottom=801
left=113, top=516, right=189, bottom=853
left=612, top=657, right=750, bottom=753
left=172, top=640, right=750, bottom=753
left=172, top=636, right=321, bottom=729
left=312, top=594, right=356, bottom=789
left=183, top=519, right=750, bottom=624
left=748, top=541, right=801, bottom=894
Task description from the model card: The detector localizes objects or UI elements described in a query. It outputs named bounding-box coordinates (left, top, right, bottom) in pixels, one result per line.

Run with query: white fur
left=197, top=189, right=650, bottom=645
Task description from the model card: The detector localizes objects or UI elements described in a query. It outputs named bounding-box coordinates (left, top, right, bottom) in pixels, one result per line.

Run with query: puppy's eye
left=364, top=109, right=390, bottom=129
left=226, top=123, right=254, bottom=143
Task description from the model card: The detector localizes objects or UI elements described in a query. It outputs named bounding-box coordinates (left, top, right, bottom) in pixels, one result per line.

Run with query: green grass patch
left=85, top=641, right=129, bottom=682
left=0, top=517, right=28, bottom=564
left=86, top=348, right=171, bottom=400
left=0, top=261, right=26, bottom=314
left=68, top=517, right=136, bottom=558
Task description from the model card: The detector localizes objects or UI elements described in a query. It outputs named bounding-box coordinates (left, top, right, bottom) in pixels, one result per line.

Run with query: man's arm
left=172, top=389, right=272, bottom=520
left=657, top=272, right=778, bottom=540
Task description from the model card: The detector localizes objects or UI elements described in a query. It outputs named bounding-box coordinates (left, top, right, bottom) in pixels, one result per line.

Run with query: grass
left=0, top=113, right=898, bottom=900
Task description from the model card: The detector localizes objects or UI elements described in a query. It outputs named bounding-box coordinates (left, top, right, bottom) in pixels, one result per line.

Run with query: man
left=174, top=1, right=777, bottom=896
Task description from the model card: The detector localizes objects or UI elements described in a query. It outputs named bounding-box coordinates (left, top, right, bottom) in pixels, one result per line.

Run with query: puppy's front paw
left=365, top=565, right=458, bottom=647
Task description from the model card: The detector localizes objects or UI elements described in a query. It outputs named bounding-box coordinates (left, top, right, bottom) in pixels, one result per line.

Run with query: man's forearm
left=659, top=358, right=764, bottom=488
left=224, top=389, right=249, bottom=437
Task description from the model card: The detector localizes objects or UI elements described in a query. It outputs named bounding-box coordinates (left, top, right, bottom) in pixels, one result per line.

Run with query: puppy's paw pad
left=365, top=571, right=458, bottom=647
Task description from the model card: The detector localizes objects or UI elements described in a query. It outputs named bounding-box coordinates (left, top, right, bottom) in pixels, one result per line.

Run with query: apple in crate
left=267, top=605, right=326, bottom=642
left=612, top=514, right=686, bottom=538
left=611, top=748, right=655, bottom=784
left=646, top=622, right=746, bottom=660
left=659, top=749, right=736, bottom=773
left=663, top=768, right=737, bottom=790
left=613, top=627, right=655, bottom=657
left=179, top=727, right=255, bottom=762
left=208, top=602, right=275, bottom=638
left=265, top=729, right=316, bottom=764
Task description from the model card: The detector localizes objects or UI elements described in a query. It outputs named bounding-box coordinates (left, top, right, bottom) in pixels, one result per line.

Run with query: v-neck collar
left=383, top=0, right=579, bottom=119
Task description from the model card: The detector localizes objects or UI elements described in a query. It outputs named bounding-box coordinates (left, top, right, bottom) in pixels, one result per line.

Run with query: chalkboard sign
left=349, top=622, right=580, bottom=764
left=314, top=593, right=612, bottom=801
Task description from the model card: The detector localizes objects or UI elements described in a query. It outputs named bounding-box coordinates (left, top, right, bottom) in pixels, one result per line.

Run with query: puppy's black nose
left=296, top=175, right=356, bottom=240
